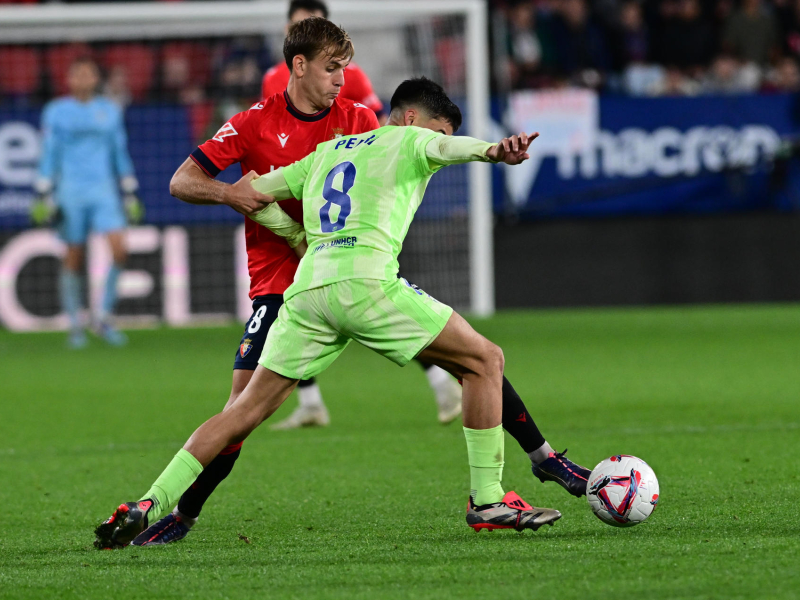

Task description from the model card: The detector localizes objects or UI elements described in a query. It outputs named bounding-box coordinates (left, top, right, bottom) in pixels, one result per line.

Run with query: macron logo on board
left=212, top=123, right=238, bottom=143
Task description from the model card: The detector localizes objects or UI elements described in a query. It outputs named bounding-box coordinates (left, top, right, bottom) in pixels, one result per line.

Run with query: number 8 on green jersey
left=252, top=125, right=495, bottom=380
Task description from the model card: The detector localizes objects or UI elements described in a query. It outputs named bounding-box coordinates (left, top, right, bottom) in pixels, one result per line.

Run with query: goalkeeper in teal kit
left=34, top=57, right=143, bottom=348
left=96, top=77, right=574, bottom=547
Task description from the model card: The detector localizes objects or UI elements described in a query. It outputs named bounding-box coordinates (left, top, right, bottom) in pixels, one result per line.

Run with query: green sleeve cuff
left=249, top=202, right=306, bottom=248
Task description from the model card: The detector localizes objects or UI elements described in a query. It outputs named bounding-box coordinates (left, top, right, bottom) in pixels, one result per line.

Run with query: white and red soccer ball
left=587, top=455, right=659, bottom=527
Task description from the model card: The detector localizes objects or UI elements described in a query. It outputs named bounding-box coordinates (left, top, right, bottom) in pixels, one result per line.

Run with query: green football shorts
left=259, top=278, right=453, bottom=380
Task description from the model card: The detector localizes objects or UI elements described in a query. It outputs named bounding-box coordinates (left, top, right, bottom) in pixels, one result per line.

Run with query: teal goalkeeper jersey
left=252, top=125, right=494, bottom=300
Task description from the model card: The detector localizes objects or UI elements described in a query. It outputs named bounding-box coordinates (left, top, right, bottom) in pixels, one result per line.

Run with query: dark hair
left=389, top=77, right=462, bottom=132
left=287, top=0, right=329, bottom=21
left=283, top=16, right=353, bottom=70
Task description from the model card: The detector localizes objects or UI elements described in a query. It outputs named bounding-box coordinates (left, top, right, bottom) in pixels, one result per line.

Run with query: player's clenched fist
left=224, top=171, right=275, bottom=216
left=486, top=132, right=539, bottom=166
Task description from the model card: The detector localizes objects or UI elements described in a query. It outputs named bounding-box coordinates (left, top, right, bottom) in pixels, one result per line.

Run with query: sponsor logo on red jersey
left=212, top=122, right=238, bottom=143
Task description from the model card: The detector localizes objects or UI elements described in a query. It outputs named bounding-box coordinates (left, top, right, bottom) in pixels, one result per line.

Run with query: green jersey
left=251, top=125, right=494, bottom=300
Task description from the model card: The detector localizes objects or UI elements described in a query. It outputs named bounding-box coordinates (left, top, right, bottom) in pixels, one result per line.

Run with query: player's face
left=302, top=53, right=350, bottom=109
left=68, top=62, right=100, bottom=99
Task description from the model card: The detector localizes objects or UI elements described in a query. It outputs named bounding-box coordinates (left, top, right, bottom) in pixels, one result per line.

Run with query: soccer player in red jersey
left=128, top=17, right=462, bottom=547
left=260, top=1, right=458, bottom=430
left=262, top=0, right=386, bottom=124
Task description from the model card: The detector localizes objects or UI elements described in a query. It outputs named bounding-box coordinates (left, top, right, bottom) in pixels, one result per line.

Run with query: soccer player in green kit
left=95, top=78, right=566, bottom=547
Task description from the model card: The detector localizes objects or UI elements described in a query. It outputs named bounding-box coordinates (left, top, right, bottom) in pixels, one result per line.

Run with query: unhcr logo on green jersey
left=312, top=236, right=358, bottom=254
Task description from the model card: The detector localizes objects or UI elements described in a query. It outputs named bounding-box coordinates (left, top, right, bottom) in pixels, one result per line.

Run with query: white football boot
left=427, top=365, right=463, bottom=424
left=269, top=404, right=330, bottom=430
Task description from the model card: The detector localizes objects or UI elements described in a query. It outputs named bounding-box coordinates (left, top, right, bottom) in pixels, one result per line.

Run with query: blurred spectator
left=550, top=0, right=611, bottom=86
left=622, top=63, right=666, bottom=95
left=763, top=55, right=800, bottom=90
left=722, top=0, right=779, bottom=65
left=611, top=0, right=649, bottom=70
left=652, top=65, right=702, bottom=95
left=503, top=1, right=544, bottom=89
left=103, top=43, right=155, bottom=103
left=701, top=53, right=762, bottom=92
left=160, top=42, right=210, bottom=105
left=215, top=57, right=261, bottom=106
left=653, top=0, right=715, bottom=71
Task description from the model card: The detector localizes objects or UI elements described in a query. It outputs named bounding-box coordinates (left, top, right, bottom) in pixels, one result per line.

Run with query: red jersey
left=191, top=91, right=379, bottom=298
left=262, top=61, right=384, bottom=115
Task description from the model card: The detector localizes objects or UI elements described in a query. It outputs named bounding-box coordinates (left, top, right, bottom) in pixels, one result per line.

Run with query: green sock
left=140, top=449, right=204, bottom=522
left=463, top=424, right=505, bottom=506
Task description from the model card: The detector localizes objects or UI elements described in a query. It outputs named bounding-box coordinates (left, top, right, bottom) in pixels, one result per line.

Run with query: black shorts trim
left=233, top=294, right=284, bottom=371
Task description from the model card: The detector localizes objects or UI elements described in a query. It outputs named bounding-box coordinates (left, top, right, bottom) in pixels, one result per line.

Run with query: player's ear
left=403, top=109, right=417, bottom=127
left=292, top=55, right=307, bottom=78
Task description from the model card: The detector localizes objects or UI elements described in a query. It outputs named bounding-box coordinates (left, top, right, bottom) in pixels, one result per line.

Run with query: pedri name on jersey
left=334, top=134, right=376, bottom=151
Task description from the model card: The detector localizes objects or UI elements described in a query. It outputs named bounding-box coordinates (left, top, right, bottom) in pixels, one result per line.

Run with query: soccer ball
left=587, top=455, right=659, bottom=527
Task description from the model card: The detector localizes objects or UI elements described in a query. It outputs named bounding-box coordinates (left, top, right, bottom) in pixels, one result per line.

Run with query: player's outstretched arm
left=424, top=132, right=539, bottom=168
left=169, top=158, right=273, bottom=217
left=485, top=132, right=539, bottom=165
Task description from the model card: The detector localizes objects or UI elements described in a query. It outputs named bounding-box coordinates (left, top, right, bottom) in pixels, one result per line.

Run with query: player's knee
left=474, top=339, right=504, bottom=379
left=486, top=342, right=505, bottom=378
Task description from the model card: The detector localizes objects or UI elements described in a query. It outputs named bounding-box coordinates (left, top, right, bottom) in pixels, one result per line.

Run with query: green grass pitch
left=1, top=304, right=799, bottom=600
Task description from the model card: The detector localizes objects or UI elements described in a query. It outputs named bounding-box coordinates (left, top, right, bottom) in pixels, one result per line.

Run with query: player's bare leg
left=418, top=312, right=561, bottom=532
left=61, top=244, right=87, bottom=349
left=418, top=312, right=502, bottom=429
left=95, top=367, right=298, bottom=548
left=183, top=367, right=298, bottom=463
left=94, top=229, right=127, bottom=346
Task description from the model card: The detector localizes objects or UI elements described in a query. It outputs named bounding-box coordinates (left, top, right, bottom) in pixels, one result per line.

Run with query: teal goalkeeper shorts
left=259, top=278, right=453, bottom=380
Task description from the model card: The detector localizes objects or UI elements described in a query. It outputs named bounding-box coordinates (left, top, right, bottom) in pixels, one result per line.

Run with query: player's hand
left=123, top=192, right=146, bottom=225
left=225, top=171, right=275, bottom=216
left=29, top=193, right=62, bottom=227
left=486, top=132, right=539, bottom=165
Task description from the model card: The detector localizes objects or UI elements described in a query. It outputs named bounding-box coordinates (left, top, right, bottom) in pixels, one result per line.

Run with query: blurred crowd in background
left=0, top=37, right=270, bottom=108
left=0, top=36, right=272, bottom=140
left=494, top=0, right=800, bottom=94
left=2, top=0, right=800, bottom=110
